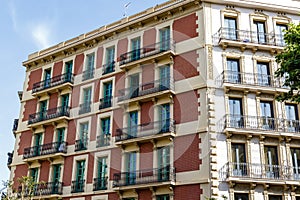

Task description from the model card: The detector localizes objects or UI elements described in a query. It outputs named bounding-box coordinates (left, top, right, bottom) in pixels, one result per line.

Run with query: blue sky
left=0, top=0, right=167, bottom=184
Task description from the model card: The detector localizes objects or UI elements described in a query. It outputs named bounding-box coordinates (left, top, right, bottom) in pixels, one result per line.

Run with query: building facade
left=8, top=0, right=300, bottom=200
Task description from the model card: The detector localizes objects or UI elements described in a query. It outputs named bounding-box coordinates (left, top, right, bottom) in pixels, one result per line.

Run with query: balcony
left=79, top=102, right=91, bottom=115
left=220, top=162, right=300, bottom=184
left=28, top=106, right=70, bottom=126
left=82, top=68, right=94, bottom=81
left=96, top=134, right=110, bottom=147
left=75, top=139, right=88, bottom=151
left=119, top=40, right=175, bottom=70
left=18, top=181, right=63, bottom=197
left=23, top=142, right=67, bottom=160
left=214, top=27, right=285, bottom=51
left=102, top=61, right=115, bottom=75
left=32, top=73, right=74, bottom=95
left=218, top=114, right=300, bottom=135
left=113, top=167, right=175, bottom=190
left=12, top=119, right=18, bottom=132
left=93, top=177, right=108, bottom=191
left=117, top=79, right=174, bottom=104
left=99, top=97, right=113, bottom=110
left=116, top=119, right=175, bottom=146
left=71, top=180, right=85, bottom=193
left=216, top=71, right=286, bottom=93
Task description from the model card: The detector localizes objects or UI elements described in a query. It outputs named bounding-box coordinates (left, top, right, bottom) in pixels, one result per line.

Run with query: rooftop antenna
left=123, top=2, right=131, bottom=17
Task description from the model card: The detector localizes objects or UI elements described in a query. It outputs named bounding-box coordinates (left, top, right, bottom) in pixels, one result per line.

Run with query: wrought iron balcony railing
left=82, top=68, right=95, bottom=81
left=75, top=139, right=88, bottom=151
left=18, top=181, right=63, bottom=197
left=118, top=79, right=174, bottom=102
left=71, top=179, right=85, bottom=193
left=99, top=97, right=113, bottom=109
left=78, top=102, right=91, bottom=114
left=28, top=106, right=70, bottom=125
left=216, top=70, right=284, bottom=88
left=102, top=61, right=115, bottom=75
left=93, top=177, right=108, bottom=191
left=12, top=119, right=18, bottom=131
left=220, top=162, right=300, bottom=181
left=218, top=114, right=300, bottom=133
left=23, top=142, right=67, bottom=159
left=32, top=73, right=74, bottom=94
left=96, top=134, right=110, bottom=147
left=113, top=167, right=175, bottom=187
left=116, top=119, right=175, bottom=142
left=119, top=40, right=175, bottom=65
left=214, top=27, right=285, bottom=47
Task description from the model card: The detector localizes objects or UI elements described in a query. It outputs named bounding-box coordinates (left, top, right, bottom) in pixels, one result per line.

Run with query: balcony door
left=131, top=37, right=140, bottom=61
left=291, top=148, right=300, bottom=179
left=128, top=111, right=138, bottom=138
left=231, top=143, right=246, bottom=176
left=226, top=59, right=240, bottom=83
left=254, top=21, right=266, bottom=44
left=224, top=17, right=237, bottom=40
left=160, top=104, right=170, bottom=133
left=130, top=74, right=139, bottom=98
left=34, top=133, right=42, bottom=156
left=52, top=164, right=61, bottom=193
left=257, top=62, right=270, bottom=86
left=285, top=104, right=299, bottom=132
left=264, top=146, right=279, bottom=179
left=61, top=94, right=69, bottom=114
left=65, top=61, right=73, bottom=81
left=30, top=168, right=39, bottom=183
left=99, top=118, right=110, bottom=146
left=229, top=98, right=243, bottom=128
left=39, top=100, right=47, bottom=120
left=276, top=24, right=287, bottom=46
left=103, top=82, right=112, bottom=105
left=160, top=65, right=170, bottom=90
left=44, top=69, right=51, bottom=88
left=76, top=160, right=85, bottom=191
left=158, top=146, right=170, bottom=181
left=79, top=122, right=88, bottom=149
left=260, top=101, right=274, bottom=130
left=126, top=152, right=136, bottom=185
left=97, top=157, right=107, bottom=189
left=159, top=27, right=170, bottom=51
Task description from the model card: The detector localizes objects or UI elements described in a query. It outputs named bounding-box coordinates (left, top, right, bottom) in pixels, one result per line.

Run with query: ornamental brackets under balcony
left=115, top=119, right=176, bottom=147
left=119, top=40, right=175, bottom=70
left=27, top=106, right=70, bottom=128
left=31, top=73, right=74, bottom=97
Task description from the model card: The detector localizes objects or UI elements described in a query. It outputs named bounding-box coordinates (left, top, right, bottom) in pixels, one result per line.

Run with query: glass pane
left=128, top=111, right=138, bottom=137
left=254, top=21, right=266, bottom=43
left=257, top=63, right=270, bottom=86
left=227, top=59, right=240, bottom=83
left=224, top=17, right=237, bottom=40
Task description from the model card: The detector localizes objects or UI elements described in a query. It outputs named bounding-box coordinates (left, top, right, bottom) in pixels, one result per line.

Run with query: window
left=125, top=152, right=137, bottom=185
left=254, top=21, right=266, bottom=44
left=158, top=146, right=170, bottom=181
left=65, top=61, right=73, bottom=81
left=128, top=111, right=138, bottom=138
left=257, top=62, right=271, bottom=86
left=224, top=17, right=237, bottom=40
left=103, top=46, right=115, bottom=74
left=30, top=168, right=39, bottom=183
left=131, top=37, right=141, bottom=61
left=291, top=148, right=300, bottom=179
left=44, top=69, right=51, bottom=88
left=130, top=74, right=139, bottom=98
left=79, top=87, right=92, bottom=114
left=39, top=100, right=48, bottom=120
left=276, top=24, right=288, bottom=46
left=157, top=195, right=170, bottom=200
left=94, top=157, right=107, bottom=190
left=226, top=59, right=240, bottom=83
left=264, top=146, right=279, bottom=179
left=234, top=193, right=248, bottom=200
left=61, top=94, right=69, bottom=114
left=231, top=144, right=246, bottom=176
left=159, top=65, right=171, bottom=90
left=228, top=98, right=243, bottom=128
left=56, top=128, right=65, bottom=152
left=97, top=118, right=110, bottom=147
left=52, top=164, right=61, bottom=193
left=76, top=122, right=88, bottom=151
left=83, top=53, right=95, bottom=80
left=34, top=133, right=42, bottom=156
left=159, top=27, right=170, bottom=51
left=100, top=81, right=113, bottom=109
left=260, top=101, right=274, bottom=130
left=159, top=104, right=170, bottom=133
left=73, top=160, right=85, bottom=192
left=269, top=195, right=282, bottom=200
left=285, top=104, right=299, bottom=132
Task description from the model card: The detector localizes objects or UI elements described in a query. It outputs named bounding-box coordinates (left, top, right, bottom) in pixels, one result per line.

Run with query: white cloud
left=8, top=0, right=18, bottom=31
left=31, top=23, right=52, bottom=49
